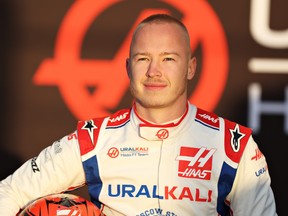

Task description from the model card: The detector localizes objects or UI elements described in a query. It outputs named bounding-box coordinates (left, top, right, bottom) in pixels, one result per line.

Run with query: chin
left=142, top=99, right=166, bottom=108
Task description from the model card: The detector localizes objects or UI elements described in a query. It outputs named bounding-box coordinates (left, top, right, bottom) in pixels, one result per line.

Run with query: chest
left=95, top=125, right=225, bottom=192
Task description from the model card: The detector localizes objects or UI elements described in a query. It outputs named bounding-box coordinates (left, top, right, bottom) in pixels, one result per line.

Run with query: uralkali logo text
left=108, top=184, right=212, bottom=202
left=33, top=0, right=228, bottom=120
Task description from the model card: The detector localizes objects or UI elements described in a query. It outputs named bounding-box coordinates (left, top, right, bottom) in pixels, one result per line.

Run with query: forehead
left=131, top=22, right=189, bottom=52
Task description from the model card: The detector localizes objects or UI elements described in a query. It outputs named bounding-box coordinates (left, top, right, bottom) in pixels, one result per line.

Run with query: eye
left=136, top=57, right=149, bottom=62
left=137, top=57, right=149, bottom=62
left=163, top=57, right=175, bottom=61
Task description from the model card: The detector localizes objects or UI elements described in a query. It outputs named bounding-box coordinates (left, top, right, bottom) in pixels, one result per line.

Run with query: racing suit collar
left=132, top=102, right=189, bottom=126
left=131, top=102, right=194, bottom=141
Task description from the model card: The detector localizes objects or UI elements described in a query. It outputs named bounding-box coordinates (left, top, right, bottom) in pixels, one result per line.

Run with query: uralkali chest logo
left=33, top=0, right=228, bottom=120
left=176, top=146, right=216, bottom=180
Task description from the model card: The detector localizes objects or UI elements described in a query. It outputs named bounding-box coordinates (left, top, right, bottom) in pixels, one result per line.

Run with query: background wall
left=1, top=0, right=287, bottom=215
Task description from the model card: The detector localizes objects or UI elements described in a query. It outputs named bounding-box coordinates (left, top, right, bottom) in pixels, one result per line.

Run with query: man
left=0, top=14, right=277, bottom=215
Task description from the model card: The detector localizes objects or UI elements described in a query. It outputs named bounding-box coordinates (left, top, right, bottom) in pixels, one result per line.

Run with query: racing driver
left=0, top=13, right=277, bottom=215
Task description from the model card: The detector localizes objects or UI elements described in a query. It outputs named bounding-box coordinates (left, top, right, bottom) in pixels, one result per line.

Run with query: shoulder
left=77, top=108, right=131, bottom=130
left=193, top=105, right=252, bottom=163
left=76, top=108, right=131, bottom=155
left=221, top=117, right=252, bottom=164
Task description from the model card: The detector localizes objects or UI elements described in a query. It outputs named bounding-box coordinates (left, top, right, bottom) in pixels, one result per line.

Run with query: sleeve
left=227, top=136, right=278, bottom=216
left=0, top=131, right=86, bottom=215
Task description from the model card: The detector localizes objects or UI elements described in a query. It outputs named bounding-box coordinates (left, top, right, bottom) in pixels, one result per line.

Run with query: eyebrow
left=160, top=51, right=180, bottom=57
left=132, top=51, right=180, bottom=58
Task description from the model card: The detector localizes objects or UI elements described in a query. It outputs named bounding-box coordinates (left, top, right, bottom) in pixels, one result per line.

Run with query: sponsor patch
left=81, top=120, right=97, bottom=145
left=195, top=108, right=219, bottom=130
left=229, top=124, right=245, bottom=152
left=224, top=120, right=251, bottom=163
left=155, top=129, right=169, bottom=139
left=176, top=146, right=216, bottom=180
left=107, top=147, right=149, bottom=158
left=54, top=140, right=62, bottom=154
left=251, top=148, right=264, bottom=161
left=31, top=157, right=40, bottom=173
left=106, top=109, right=130, bottom=129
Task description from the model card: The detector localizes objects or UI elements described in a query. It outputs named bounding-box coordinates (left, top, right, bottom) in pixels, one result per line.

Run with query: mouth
left=144, top=82, right=167, bottom=90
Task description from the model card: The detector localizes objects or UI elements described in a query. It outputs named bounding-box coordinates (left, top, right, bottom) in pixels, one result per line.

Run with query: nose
left=146, top=60, right=162, bottom=78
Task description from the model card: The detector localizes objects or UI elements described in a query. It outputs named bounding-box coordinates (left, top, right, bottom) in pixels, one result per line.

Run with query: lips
left=144, top=82, right=167, bottom=90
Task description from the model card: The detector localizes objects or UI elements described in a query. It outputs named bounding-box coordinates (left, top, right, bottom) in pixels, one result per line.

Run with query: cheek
left=136, top=62, right=149, bottom=73
left=129, top=71, right=143, bottom=86
left=165, top=65, right=186, bottom=80
left=170, top=72, right=189, bottom=89
left=130, top=64, right=148, bottom=78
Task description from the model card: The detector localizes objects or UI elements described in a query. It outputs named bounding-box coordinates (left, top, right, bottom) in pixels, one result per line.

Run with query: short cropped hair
left=130, top=13, right=191, bottom=56
left=137, top=14, right=189, bottom=37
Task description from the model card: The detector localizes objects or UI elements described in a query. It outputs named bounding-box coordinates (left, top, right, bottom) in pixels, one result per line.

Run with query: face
left=126, top=22, right=196, bottom=110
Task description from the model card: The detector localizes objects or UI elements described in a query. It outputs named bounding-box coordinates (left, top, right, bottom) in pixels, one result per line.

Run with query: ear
left=126, top=58, right=131, bottom=78
left=187, top=57, right=197, bottom=80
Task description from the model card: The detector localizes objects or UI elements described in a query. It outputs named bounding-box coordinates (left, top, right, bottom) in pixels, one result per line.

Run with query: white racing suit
left=0, top=103, right=277, bottom=215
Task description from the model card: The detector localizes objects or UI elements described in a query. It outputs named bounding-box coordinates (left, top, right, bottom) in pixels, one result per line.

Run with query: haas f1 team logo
left=176, top=146, right=216, bottom=180
left=33, top=0, right=228, bottom=120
